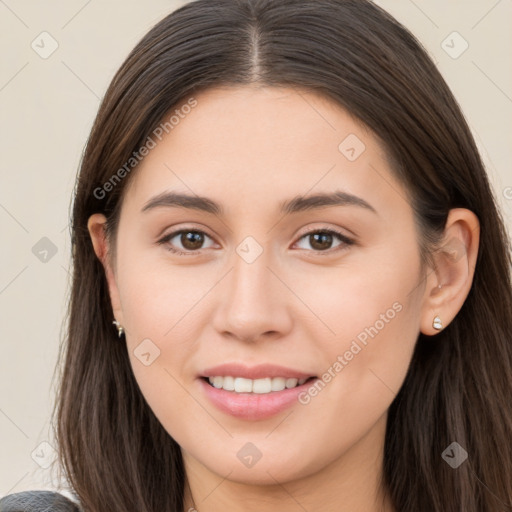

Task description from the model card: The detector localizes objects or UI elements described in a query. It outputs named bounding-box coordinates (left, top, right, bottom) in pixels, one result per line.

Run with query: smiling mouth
left=202, top=376, right=317, bottom=394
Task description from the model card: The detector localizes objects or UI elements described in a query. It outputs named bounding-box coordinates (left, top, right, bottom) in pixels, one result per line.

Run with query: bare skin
left=88, top=85, right=479, bottom=512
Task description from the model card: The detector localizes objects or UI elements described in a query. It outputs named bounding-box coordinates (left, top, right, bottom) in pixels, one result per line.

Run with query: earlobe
left=87, top=213, right=125, bottom=328
left=420, top=208, right=480, bottom=336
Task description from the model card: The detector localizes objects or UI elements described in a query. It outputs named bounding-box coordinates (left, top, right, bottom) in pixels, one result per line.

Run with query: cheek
left=292, top=237, right=423, bottom=405
left=117, top=258, right=213, bottom=441
left=117, top=248, right=214, bottom=342
left=291, top=234, right=422, bottom=350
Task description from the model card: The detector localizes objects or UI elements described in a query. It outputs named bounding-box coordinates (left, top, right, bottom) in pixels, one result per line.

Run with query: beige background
left=1, top=0, right=511, bottom=497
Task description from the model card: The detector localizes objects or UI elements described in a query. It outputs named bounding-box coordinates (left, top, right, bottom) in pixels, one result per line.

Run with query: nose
left=211, top=243, right=293, bottom=343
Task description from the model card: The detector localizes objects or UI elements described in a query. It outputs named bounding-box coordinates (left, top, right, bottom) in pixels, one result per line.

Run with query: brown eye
left=158, top=229, right=215, bottom=254
left=158, top=227, right=354, bottom=256
left=179, top=231, right=205, bottom=250
left=309, top=232, right=334, bottom=251
left=294, top=229, right=354, bottom=254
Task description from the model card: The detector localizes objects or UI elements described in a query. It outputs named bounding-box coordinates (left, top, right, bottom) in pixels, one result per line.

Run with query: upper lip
left=201, top=363, right=316, bottom=380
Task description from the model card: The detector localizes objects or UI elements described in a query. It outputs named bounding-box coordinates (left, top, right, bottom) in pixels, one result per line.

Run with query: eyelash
left=157, top=227, right=355, bottom=256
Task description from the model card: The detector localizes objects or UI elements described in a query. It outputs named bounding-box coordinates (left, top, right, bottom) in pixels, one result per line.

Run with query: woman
left=3, top=0, right=511, bottom=510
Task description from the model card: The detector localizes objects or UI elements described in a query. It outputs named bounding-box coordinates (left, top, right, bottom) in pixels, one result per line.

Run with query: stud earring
left=432, top=315, right=443, bottom=331
left=112, top=319, right=124, bottom=338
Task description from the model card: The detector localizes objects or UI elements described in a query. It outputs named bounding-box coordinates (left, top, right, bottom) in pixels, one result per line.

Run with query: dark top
left=0, top=491, right=81, bottom=512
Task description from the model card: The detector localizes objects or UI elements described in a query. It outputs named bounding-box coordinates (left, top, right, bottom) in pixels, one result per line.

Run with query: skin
left=88, top=85, right=480, bottom=512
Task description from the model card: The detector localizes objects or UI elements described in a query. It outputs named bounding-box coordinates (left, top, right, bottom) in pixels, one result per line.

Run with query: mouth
left=202, top=375, right=316, bottom=394
left=198, top=363, right=318, bottom=420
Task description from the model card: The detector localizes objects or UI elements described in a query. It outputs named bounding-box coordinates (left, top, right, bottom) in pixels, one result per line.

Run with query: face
left=95, top=86, right=430, bottom=485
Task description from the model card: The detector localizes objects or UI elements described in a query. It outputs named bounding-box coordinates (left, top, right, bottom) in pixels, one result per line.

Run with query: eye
left=293, top=228, right=354, bottom=254
left=157, top=229, right=216, bottom=255
left=157, top=227, right=354, bottom=256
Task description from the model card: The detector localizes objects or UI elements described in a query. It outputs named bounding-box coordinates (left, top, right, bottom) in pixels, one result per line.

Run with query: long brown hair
left=53, top=1, right=512, bottom=510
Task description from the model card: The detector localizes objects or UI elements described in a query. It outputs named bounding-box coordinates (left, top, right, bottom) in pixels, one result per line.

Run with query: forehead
left=143, top=85, right=372, bottom=160
left=122, top=85, right=407, bottom=218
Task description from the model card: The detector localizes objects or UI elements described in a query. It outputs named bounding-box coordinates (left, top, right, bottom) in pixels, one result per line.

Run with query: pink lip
left=199, top=379, right=317, bottom=420
left=198, top=363, right=317, bottom=421
left=201, top=363, right=314, bottom=380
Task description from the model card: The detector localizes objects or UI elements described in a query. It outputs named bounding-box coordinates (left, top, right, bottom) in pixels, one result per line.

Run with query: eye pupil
left=181, top=231, right=204, bottom=250
left=310, top=232, right=332, bottom=250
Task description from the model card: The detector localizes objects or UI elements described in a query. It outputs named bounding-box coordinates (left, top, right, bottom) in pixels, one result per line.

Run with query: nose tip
left=211, top=246, right=293, bottom=343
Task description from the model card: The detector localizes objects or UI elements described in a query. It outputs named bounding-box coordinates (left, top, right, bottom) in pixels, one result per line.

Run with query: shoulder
left=0, top=490, right=81, bottom=511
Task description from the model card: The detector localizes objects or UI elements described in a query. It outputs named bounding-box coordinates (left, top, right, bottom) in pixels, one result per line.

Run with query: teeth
left=212, top=376, right=223, bottom=389
left=234, top=377, right=253, bottom=393
left=286, top=378, right=298, bottom=389
left=222, top=375, right=235, bottom=391
left=253, top=378, right=272, bottom=394
left=271, top=377, right=286, bottom=391
left=207, top=376, right=309, bottom=393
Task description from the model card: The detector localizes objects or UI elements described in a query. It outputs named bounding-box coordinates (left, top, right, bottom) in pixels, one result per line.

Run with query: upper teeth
left=208, top=376, right=308, bottom=393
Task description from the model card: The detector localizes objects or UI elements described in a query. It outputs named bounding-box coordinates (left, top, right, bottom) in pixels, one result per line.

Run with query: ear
left=419, top=208, right=480, bottom=336
left=87, top=213, right=124, bottom=327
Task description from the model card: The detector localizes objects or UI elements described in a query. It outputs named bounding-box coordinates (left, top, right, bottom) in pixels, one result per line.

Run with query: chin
left=185, top=440, right=329, bottom=486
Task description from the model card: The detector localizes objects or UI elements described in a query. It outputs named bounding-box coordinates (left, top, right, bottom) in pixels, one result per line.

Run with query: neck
left=182, top=413, right=395, bottom=512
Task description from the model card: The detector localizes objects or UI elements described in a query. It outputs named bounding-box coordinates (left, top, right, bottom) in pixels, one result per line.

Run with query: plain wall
left=1, top=0, right=511, bottom=497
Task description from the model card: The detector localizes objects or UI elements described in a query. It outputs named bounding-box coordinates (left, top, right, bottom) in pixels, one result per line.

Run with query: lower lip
left=199, top=378, right=317, bottom=421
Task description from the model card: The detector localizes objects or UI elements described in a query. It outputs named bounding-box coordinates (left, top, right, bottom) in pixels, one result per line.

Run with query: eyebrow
left=141, top=190, right=377, bottom=216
